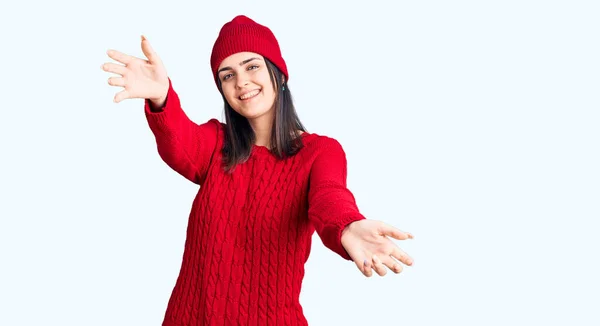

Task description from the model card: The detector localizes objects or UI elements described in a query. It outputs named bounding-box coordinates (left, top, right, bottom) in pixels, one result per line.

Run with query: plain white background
left=1, top=0, right=598, bottom=325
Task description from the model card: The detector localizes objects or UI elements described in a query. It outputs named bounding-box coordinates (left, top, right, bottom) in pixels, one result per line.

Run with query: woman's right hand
left=102, top=35, right=169, bottom=106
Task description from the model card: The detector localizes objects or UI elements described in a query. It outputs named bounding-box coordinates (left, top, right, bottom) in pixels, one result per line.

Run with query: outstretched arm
left=144, top=79, right=220, bottom=185
left=307, top=139, right=366, bottom=259
left=307, top=139, right=414, bottom=277
left=102, top=36, right=219, bottom=185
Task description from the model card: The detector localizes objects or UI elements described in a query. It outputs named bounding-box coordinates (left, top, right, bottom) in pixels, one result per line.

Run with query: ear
left=279, top=75, right=286, bottom=91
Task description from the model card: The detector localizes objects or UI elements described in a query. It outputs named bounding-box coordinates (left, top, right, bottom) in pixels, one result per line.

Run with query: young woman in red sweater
left=102, top=15, right=414, bottom=326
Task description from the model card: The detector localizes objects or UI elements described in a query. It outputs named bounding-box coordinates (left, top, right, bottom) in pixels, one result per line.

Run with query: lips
left=239, top=89, right=261, bottom=100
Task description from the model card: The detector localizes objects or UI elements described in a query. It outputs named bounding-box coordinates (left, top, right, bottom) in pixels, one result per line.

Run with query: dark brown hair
left=217, top=57, right=307, bottom=173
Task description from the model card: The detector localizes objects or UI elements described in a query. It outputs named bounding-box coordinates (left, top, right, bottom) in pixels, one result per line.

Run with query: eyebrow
left=217, top=57, right=262, bottom=75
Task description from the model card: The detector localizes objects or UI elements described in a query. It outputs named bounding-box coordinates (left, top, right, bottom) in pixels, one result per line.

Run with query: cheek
left=222, top=87, right=238, bottom=105
left=259, top=78, right=277, bottom=101
left=260, top=87, right=277, bottom=109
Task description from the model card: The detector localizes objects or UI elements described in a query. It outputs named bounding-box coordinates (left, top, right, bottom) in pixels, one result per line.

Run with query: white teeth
left=240, top=90, right=260, bottom=100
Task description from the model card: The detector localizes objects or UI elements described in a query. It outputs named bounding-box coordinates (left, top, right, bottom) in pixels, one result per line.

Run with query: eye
left=222, top=73, right=233, bottom=81
left=247, top=64, right=259, bottom=71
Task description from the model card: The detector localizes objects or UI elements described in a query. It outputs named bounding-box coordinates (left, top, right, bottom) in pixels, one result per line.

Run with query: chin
left=234, top=104, right=272, bottom=120
left=239, top=110, right=271, bottom=120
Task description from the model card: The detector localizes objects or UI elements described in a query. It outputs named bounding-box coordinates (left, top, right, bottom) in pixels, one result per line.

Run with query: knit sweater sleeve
left=144, top=78, right=220, bottom=185
left=307, top=138, right=366, bottom=261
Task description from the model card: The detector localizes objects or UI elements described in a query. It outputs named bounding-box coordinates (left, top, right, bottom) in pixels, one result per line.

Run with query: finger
left=107, top=49, right=138, bottom=65
left=107, top=76, right=126, bottom=87
left=358, top=257, right=373, bottom=277
left=101, top=62, right=128, bottom=76
left=141, top=35, right=162, bottom=65
left=390, top=246, right=414, bottom=266
left=114, top=89, right=131, bottom=103
left=381, top=255, right=403, bottom=274
left=349, top=249, right=373, bottom=277
left=372, top=255, right=387, bottom=276
left=354, top=258, right=365, bottom=277
left=381, top=223, right=414, bottom=240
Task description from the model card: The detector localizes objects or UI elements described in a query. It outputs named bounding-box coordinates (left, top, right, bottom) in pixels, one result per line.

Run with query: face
left=217, top=52, right=277, bottom=121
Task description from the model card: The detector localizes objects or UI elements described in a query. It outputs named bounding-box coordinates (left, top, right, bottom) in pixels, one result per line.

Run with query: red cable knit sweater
left=144, top=79, right=366, bottom=326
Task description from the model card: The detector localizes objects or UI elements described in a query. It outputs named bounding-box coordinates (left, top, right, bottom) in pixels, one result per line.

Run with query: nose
left=236, top=74, right=249, bottom=89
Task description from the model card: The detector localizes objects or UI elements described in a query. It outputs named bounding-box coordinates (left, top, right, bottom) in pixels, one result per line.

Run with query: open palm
left=342, top=219, right=414, bottom=277
left=101, top=35, right=169, bottom=104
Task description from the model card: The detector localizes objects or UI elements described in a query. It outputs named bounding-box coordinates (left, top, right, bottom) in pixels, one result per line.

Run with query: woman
left=102, top=15, right=414, bottom=326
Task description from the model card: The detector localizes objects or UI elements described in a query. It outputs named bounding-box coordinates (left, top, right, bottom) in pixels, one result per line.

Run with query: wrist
left=148, top=95, right=167, bottom=111
left=342, top=220, right=357, bottom=237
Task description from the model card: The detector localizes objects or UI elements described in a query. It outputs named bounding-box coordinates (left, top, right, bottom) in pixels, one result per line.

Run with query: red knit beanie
left=210, top=15, right=289, bottom=88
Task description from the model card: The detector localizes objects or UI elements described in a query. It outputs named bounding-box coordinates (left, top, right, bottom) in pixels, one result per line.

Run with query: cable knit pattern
left=144, top=79, right=365, bottom=326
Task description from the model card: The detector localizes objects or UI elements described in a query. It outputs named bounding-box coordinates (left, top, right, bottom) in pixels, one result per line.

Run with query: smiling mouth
left=239, top=89, right=261, bottom=100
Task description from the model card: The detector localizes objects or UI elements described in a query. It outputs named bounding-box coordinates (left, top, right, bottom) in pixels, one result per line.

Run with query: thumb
left=141, top=35, right=161, bottom=64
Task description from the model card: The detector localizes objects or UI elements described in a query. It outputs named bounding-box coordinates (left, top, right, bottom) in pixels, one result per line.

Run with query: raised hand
left=101, top=35, right=169, bottom=105
left=341, top=219, right=414, bottom=277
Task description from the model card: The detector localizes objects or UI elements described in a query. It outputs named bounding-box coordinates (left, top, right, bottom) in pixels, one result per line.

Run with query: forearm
left=307, top=139, right=366, bottom=260
left=309, top=183, right=366, bottom=260
left=144, top=78, right=218, bottom=184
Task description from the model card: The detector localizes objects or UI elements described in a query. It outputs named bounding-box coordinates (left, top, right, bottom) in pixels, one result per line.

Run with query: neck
left=247, top=113, right=273, bottom=148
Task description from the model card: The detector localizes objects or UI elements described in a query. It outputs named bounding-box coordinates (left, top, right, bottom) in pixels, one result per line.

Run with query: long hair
left=217, top=58, right=307, bottom=173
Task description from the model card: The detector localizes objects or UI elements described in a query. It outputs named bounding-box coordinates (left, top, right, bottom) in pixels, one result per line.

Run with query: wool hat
left=210, top=15, right=288, bottom=88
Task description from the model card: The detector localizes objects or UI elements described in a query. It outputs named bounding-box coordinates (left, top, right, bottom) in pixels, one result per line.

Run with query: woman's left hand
left=341, top=219, right=414, bottom=277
